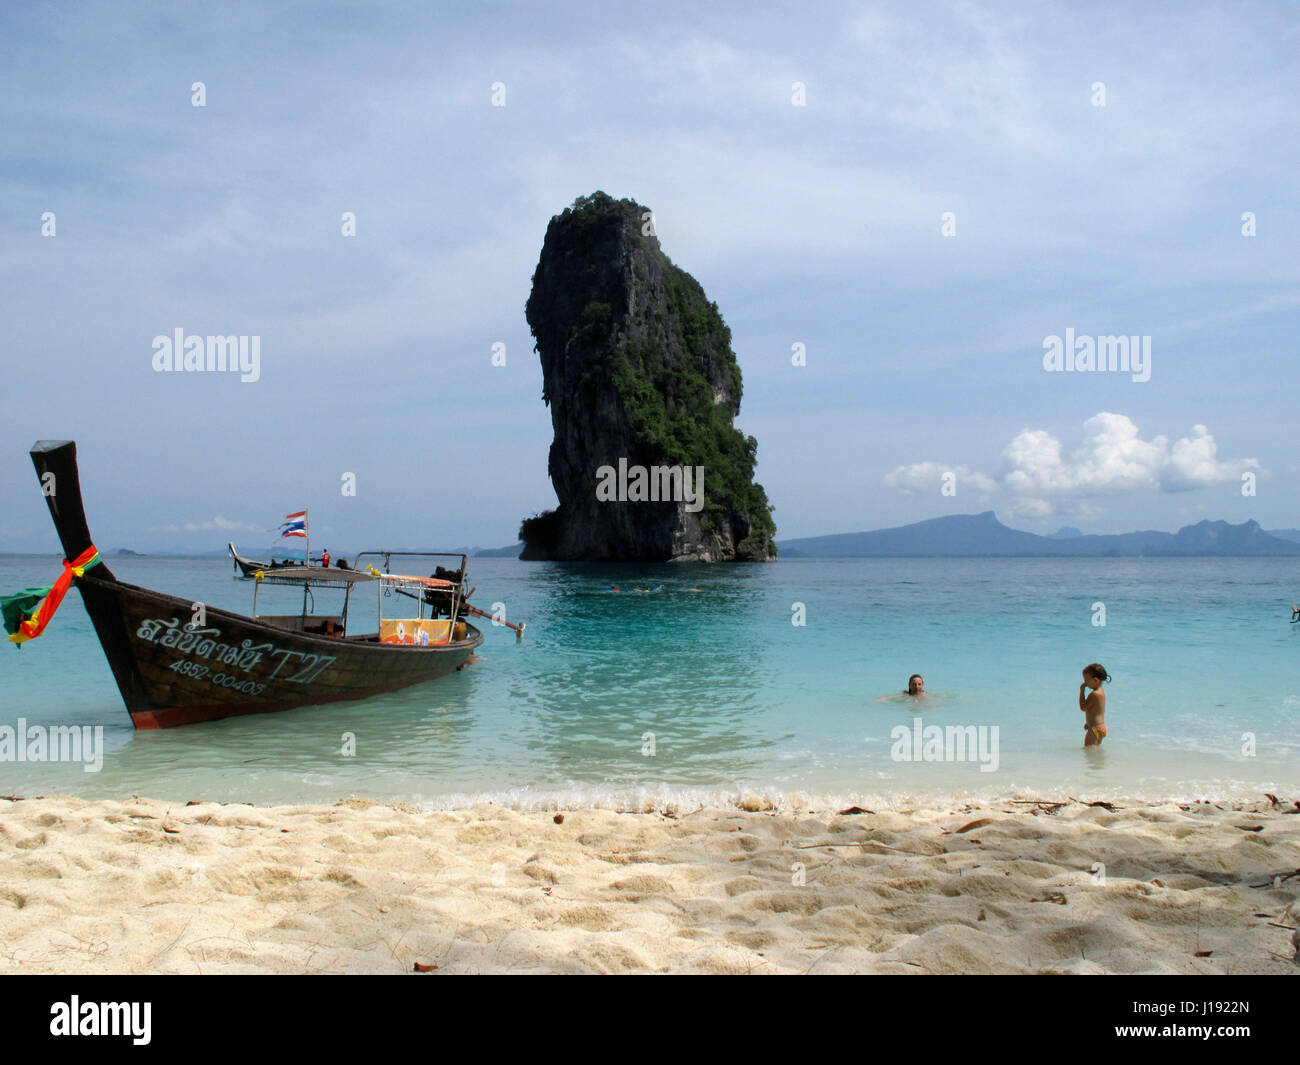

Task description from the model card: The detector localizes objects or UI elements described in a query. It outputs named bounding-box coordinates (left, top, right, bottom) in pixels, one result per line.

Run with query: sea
left=0, top=554, right=1296, bottom=810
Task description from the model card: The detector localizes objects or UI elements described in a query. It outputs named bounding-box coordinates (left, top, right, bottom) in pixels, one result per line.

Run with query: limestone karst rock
left=520, top=192, right=775, bottom=562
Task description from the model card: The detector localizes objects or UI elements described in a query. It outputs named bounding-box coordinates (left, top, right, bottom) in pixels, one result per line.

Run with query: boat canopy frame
left=248, top=552, right=469, bottom=639
left=353, top=551, right=469, bottom=636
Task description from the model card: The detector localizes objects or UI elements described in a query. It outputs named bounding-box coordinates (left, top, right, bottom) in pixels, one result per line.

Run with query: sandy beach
left=1, top=794, right=1297, bottom=975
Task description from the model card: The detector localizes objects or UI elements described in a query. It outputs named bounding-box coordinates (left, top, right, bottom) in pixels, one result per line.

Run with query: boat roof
left=251, top=566, right=455, bottom=590
left=251, top=566, right=374, bottom=587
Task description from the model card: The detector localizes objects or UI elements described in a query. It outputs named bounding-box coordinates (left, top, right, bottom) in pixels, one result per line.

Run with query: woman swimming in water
left=877, top=673, right=931, bottom=703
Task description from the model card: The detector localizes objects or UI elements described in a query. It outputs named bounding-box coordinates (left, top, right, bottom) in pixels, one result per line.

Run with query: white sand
left=1, top=794, right=1297, bottom=974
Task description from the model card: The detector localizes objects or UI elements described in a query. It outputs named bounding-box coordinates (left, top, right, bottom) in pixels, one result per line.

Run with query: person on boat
left=335, top=557, right=350, bottom=570
left=321, top=548, right=331, bottom=569
left=904, top=674, right=926, bottom=697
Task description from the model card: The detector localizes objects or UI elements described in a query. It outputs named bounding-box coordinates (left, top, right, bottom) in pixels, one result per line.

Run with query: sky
left=2, top=0, right=1297, bottom=553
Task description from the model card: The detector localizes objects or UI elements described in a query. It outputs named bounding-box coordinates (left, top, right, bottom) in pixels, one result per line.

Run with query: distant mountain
left=475, top=542, right=525, bottom=558
left=1047, top=526, right=1083, bottom=539
left=1268, top=529, right=1300, bottom=544
left=776, top=512, right=1300, bottom=558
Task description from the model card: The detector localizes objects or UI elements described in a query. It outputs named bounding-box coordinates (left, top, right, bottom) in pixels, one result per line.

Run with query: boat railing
left=246, top=553, right=471, bottom=644
left=352, top=551, right=469, bottom=579
left=251, top=568, right=367, bottom=637
left=352, top=551, right=470, bottom=638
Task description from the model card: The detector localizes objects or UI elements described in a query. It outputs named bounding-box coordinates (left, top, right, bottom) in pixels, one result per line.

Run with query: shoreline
left=4, top=779, right=1297, bottom=815
left=2, top=793, right=1298, bottom=974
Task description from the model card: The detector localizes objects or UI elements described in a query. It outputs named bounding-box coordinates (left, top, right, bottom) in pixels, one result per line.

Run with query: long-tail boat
left=228, top=542, right=298, bottom=578
left=13, top=441, right=485, bottom=729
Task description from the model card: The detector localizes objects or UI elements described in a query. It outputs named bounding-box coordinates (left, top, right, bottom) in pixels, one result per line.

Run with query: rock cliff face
left=520, top=192, right=776, bottom=562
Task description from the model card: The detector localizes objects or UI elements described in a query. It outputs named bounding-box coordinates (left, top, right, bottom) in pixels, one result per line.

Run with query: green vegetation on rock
left=608, top=272, right=773, bottom=547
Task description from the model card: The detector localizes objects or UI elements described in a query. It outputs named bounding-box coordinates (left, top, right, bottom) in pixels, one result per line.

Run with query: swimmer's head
left=1082, top=663, right=1111, bottom=688
left=906, top=674, right=924, bottom=695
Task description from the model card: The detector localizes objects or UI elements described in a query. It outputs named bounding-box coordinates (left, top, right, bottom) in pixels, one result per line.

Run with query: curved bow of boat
left=29, top=440, right=156, bottom=713
left=31, top=440, right=118, bottom=583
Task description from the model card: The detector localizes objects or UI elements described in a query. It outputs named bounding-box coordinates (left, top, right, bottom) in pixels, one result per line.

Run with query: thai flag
left=279, top=510, right=308, bottom=539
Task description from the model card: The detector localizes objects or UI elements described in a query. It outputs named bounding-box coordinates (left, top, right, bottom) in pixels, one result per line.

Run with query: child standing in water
left=1079, top=663, right=1111, bottom=746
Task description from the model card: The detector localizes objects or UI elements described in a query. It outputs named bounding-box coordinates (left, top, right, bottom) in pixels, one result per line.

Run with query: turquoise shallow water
left=0, top=554, right=1296, bottom=809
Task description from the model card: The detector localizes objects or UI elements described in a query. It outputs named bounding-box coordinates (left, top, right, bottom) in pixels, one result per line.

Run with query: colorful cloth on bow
left=4, top=546, right=102, bottom=646
left=1, top=587, right=51, bottom=640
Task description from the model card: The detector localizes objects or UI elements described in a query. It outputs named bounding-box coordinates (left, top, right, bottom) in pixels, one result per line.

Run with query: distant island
left=475, top=542, right=525, bottom=558
left=776, top=511, right=1300, bottom=558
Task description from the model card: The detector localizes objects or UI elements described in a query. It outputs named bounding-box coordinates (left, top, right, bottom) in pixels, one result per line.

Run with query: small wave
left=405, top=780, right=1293, bottom=815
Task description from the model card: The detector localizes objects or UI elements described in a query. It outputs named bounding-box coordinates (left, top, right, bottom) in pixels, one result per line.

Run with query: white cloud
left=1003, top=413, right=1169, bottom=497
left=1003, top=413, right=1257, bottom=497
left=883, top=461, right=998, bottom=495
left=885, top=414, right=1260, bottom=515
left=1006, top=497, right=1054, bottom=519
left=1163, top=423, right=1259, bottom=492
left=158, top=516, right=262, bottom=534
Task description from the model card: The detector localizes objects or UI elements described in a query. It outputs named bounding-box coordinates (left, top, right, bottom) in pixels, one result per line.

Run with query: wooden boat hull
left=77, top=575, right=482, bottom=728
left=30, top=441, right=483, bottom=729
